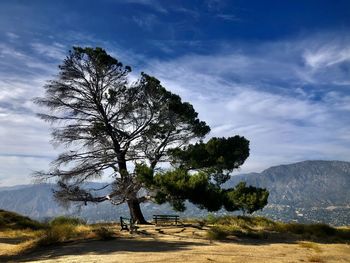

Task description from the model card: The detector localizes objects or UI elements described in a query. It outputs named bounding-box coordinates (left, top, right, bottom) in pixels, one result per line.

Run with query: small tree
left=35, top=47, right=268, bottom=223
left=224, top=182, right=269, bottom=214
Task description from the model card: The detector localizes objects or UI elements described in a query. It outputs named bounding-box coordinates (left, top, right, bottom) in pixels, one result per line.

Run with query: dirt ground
left=1, top=224, right=350, bottom=263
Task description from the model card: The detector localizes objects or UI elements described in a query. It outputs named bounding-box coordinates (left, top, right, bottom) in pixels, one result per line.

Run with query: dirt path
left=3, top=225, right=350, bottom=263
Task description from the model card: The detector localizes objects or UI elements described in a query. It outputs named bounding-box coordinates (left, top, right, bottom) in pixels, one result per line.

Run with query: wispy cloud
left=120, top=0, right=168, bottom=13
left=303, top=45, right=350, bottom=69
left=132, top=14, right=158, bottom=31
left=5, top=32, right=20, bottom=41
left=216, top=14, right=240, bottom=21
left=31, top=42, right=67, bottom=60
left=142, top=32, right=350, bottom=173
left=0, top=31, right=349, bottom=185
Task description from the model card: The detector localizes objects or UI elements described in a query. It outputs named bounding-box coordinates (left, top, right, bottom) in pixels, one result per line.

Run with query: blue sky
left=0, top=0, right=350, bottom=186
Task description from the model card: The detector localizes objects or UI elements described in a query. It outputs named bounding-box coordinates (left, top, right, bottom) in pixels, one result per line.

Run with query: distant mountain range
left=224, top=160, right=350, bottom=207
left=0, top=160, right=349, bottom=225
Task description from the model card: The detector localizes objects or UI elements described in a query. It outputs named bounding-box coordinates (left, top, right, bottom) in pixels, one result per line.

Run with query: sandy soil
left=2, top=225, right=350, bottom=263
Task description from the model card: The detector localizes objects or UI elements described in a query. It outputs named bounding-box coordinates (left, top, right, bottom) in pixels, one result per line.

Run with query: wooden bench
left=153, top=215, right=179, bottom=225
left=120, top=217, right=138, bottom=232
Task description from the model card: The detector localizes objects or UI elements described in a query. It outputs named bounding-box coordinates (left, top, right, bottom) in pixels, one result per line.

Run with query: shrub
left=39, top=224, right=78, bottom=245
left=207, top=226, right=228, bottom=240
left=206, top=214, right=219, bottom=224
left=38, top=216, right=87, bottom=246
left=49, top=216, right=86, bottom=226
left=94, top=226, right=115, bottom=240
left=336, top=227, right=350, bottom=240
left=308, top=224, right=336, bottom=237
left=276, top=222, right=306, bottom=235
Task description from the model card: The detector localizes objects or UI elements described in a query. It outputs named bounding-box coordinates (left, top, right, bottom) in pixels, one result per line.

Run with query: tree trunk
left=127, top=199, right=148, bottom=224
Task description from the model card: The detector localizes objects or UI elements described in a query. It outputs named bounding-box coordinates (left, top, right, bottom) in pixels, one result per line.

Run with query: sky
left=0, top=0, right=350, bottom=186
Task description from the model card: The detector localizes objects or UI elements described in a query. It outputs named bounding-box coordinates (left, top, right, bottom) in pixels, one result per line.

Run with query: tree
left=223, top=182, right=269, bottom=214
left=35, top=47, right=268, bottom=223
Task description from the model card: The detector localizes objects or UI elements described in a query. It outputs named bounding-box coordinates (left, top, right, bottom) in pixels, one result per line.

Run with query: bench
left=120, top=216, right=138, bottom=232
left=153, top=215, right=179, bottom=225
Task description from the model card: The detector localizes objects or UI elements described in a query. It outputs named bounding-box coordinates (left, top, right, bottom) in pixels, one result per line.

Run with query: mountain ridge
left=0, top=160, right=349, bottom=225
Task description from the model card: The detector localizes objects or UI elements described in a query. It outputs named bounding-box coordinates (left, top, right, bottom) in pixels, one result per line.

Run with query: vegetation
left=93, top=226, right=116, bottom=240
left=49, top=216, right=86, bottom=226
left=205, top=215, right=350, bottom=242
left=0, top=210, right=348, bottom=261
left=34, top=46, right=268, bottom=223
left=0, top=209, right=45, bottom=230
left=0, top=211, right=119, bottom=258
left=39, top=216, right=89, bottom=245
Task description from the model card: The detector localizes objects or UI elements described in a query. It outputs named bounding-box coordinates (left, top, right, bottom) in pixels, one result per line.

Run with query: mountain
left=0, top=160, right=349, bottom=225
left=224, top=160, right=350, bottom=225
left=225, top=160, right=350, bottom=207
left=0, top=183, right=204, bottom=223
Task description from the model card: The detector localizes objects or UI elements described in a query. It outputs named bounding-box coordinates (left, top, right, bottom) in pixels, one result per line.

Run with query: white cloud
left=303, top=45, right=350, bottom=69
left=31, top=42, right=67, bottom=60
left=121, top=0, right=168, bottom=13
left=142, top=33, right=350, bottom=173
left=5, top=32, right=20, bottom=40
left=0, top=31, right=350, bottom=186
left=216, top=14, right=240, bottom=22
left=0, top=156, right=50, bottom=186
left=132, top=14, right=158, bottom=31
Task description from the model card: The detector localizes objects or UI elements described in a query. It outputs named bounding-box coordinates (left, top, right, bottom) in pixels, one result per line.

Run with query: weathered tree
left=34, top=47, right=268, bottom=223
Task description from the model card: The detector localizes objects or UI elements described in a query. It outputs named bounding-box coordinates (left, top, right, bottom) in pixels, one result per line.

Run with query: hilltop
left=0, top=211, right=349, bottom=262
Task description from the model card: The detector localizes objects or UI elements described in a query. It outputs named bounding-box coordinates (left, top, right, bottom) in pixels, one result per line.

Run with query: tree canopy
left=35, top=47, right=268, bottom=223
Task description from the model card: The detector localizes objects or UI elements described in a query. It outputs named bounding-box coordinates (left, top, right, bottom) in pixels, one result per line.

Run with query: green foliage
left=224, top=182, right=269, bottom=214
left=206, top=213, right=218, bottom=224
left=169, top=136, right=249, bottom=185
left=153, top=169, right=224, bottom=212
left=135, top=163, right=154, bottom=187
left=0, top=209, right=46, bottom=230
left=151, top=167, right=268, bottom=214
left=163, top=137, right=253, bottom=213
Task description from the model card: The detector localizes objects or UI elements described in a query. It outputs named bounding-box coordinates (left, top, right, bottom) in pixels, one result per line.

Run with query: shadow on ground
left=0, top=237, right=27, bottom=245
left=1, top=224, right=349, bottom=262
left=2, top=237, right=207, bottom=262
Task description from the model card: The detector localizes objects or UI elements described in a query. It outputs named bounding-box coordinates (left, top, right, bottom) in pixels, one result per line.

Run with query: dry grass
left=1, top=212, right=349, bottom=262
left=298, top=241, right=322, bottom=253
left=0, top=215, right=121, bottom=258
left=204, top=215, right=350, bottom=242
left=2, top=224, right=349, bottom=263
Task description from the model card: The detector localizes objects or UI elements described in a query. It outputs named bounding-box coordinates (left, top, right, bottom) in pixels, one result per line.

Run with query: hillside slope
left=0, top=160, right=349, bottom=225
left=225, top=160, right=350, bottom=207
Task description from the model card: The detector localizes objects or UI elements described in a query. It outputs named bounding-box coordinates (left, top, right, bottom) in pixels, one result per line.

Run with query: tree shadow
left=0, top=237, right=27, bottom=245
left=3, top=238, right=207, bottom=262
